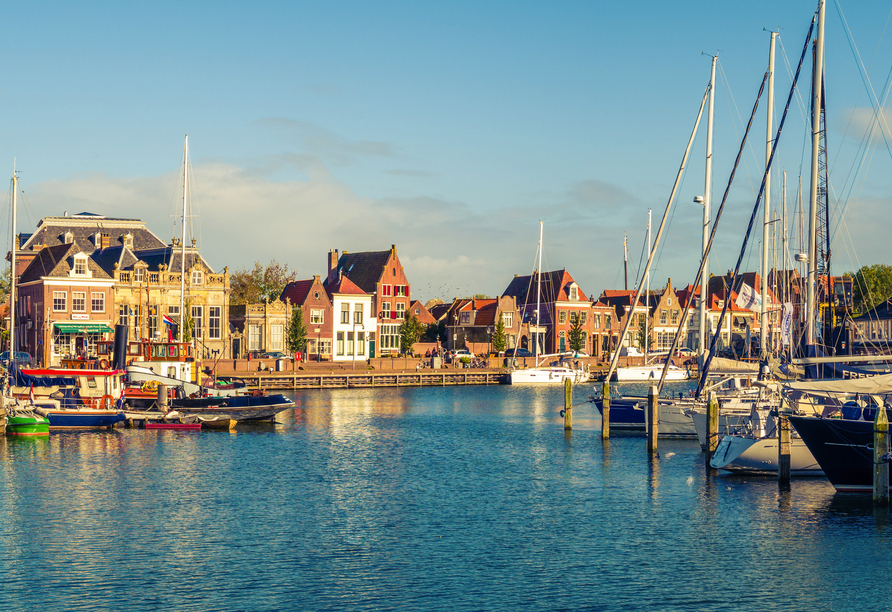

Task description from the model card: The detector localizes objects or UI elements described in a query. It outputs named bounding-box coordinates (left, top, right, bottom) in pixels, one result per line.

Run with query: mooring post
left=875, top=406, right=889, bottom=505
left=778, top=415, right=791, bottom=484
left=647, top=384, right=658, bottom=456
left=601, top=381, right=610, bottom=440
left=157, top=383, right=168, bottom=413
left=563, top=377, right=572, bottom=430
left=706, top=391, right=719, bottom=468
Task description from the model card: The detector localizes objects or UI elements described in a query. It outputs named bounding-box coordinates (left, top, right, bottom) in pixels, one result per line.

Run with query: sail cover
left=784, top=372, right=892, bottom=395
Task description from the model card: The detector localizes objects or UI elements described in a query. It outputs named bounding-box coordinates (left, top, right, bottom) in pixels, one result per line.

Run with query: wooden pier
left=241, top=370, right=506, bottom=390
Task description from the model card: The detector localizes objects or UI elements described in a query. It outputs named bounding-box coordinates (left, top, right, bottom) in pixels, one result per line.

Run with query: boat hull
left=509, top=367, right=587, bottom=385
left=789, top=415, right=885, bottom=492
left=6, top=414, right=50, bottom=436
left=710, top=434, right=823, bottom=476
left=37, top=409, right=126, bottom=429
left=592, top=397, right=696, bottom=438
left=615, top=365, right=691, bottom=382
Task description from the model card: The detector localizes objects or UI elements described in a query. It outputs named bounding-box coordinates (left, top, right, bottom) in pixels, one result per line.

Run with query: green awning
left=54, top=323, right=114, bottom=334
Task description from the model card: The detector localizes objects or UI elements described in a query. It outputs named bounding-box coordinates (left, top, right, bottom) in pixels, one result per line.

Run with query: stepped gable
left=333, top=250, right=392, bottom=293
left=18, top=243, right=113, bottom=283
left=21, top=212, right=166, bottom=254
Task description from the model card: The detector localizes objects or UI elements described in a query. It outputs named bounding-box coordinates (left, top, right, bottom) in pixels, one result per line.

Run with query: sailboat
left=508, top=222, right=588, bottom=385
left=4, top=170, right=49, bottom=436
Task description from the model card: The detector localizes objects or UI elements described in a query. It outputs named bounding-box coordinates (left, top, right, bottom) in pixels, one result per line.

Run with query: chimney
left=101, top=233, right=111, bottom=250
left=328, top=249, right=339, bottom=285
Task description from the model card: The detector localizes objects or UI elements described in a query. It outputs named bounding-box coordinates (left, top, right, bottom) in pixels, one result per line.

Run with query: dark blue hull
left=44, top=410, right=126, bottom=429
left=789, top=415, right=888, bottom=493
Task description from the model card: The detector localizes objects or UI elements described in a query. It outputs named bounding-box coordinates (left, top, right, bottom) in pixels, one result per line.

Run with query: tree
left=849, top=264, right=892, bottom=314
left=568, top=312, right=585, bottom=353
left=490, top=313, right=507, bottom=354
left=636, top=314, right=651, bottom=352
left=182, top=300, right=194, bottom=343
left=230, top=260, right=298, bottom=305
left=286, top=306, right=309, bottom=359
left=399, top=315, right=425, bottom=354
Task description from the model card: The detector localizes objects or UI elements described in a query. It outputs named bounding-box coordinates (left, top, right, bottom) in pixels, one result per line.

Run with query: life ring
left=141, top=380, right=159, bottom=394
left=100, top=394, right=115, bottom=409
left=98, top=358, right=110, bottom=370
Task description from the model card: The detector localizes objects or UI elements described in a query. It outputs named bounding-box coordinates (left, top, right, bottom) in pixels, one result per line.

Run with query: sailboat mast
left=700, top=54, right=716, bottom=368
left=761, top=31, right=776, bottom=359
left=623, top=233, right=628, bottom=291
left=10, top=173, right=16, bottom=358
left=535, top=220, right=543, bottom=361
left=179, top=135, right=188, bottom=343
left=645, top=209, right=651, bottom=356
left=806, top=0, right=825, bottom=347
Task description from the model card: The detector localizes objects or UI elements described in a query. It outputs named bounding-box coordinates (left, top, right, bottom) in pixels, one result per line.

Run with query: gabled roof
left=852, top=299, right=892, bottom=322
left=132, top=246, right=214, bottom=274
left=18, top=243, right=113, bottom=284
left=503, top=269, right=587, bottom=304
left=335, top=250, right=393, bottom=293
left=409, top=300, right=436, bottom=325
left=90, top=245, right=141, bottom=277
left=325, top=275, right=367, bottom=299
left=281, top=277, right=330, bottom=307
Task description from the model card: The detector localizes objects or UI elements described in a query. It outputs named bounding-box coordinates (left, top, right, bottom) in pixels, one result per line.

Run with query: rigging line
left=718, top=61, right=760, bottom=199
left=698, top=11, right=815, bottom=396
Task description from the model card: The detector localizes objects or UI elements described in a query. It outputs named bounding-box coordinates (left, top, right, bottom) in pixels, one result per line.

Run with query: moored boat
left=6, top=410, right=50, bottom=436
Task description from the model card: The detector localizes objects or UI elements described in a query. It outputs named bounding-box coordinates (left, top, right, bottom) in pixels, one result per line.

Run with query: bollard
left=778, top=416, right=791, bottom=484
left=875, top=406, right=889, bottom=505
left=647, top=384, right=658, bottom=456
left=563, top=377, right=572, bottom=430
left=157, top=383, right=168, bottom=414
left=601, top=381, right=610, bottom=440
left=706, top=391, right=719, bottom=468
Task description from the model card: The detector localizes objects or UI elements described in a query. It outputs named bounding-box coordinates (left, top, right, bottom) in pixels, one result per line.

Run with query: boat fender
left=559, top=410, right=565, bottom=417
left=98, top=358, right=110, bottom=369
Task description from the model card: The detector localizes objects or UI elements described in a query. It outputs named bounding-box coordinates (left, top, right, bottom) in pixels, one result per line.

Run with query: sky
left=3, top=1, right=892, bottom=304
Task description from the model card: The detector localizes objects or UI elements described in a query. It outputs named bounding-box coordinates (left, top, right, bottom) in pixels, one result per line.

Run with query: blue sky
left=3, top=1, right=891, bottom=303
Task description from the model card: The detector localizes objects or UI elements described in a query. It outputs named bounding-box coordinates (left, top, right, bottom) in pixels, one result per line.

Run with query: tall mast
left=179, top=135, right=188, bottom=343
left=535, top=220, right=543, bottom=361
left=699, top=54, right=716, bottom=368
left=645, top=209, right=651, bottom=356
left=623, top=233, right=628, bottom=291
left=10, top=172, right=17, bottom=358
left=761, top=31, right=776, bottom=359
left=806, top=0, right=825, bottom=347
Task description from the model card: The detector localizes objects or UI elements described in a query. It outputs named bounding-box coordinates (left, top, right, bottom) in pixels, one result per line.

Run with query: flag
left=781, top=302, right=793, bottom=346
left=734, top=283, right=762, bottom=311
left=29, top=384, right=35, bottom=404
left=162, top=314, right=176, bottom=326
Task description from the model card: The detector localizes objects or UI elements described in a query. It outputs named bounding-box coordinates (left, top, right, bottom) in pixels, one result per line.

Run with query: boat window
left=128, top=343, right=141, bottom=356
left=86, top=377, right=97, bottom=389
left=169, top=346, right=178, bottom=358
left=154, top=345, right=166, bottom=358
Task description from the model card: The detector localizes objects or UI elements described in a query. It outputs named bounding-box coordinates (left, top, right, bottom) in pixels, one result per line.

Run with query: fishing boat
left=508, top=222, right=588, bottom=385
left=11, top=366, right=126, bottom=429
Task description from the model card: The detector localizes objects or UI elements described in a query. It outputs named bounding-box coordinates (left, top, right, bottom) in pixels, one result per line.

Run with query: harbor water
left=2, top=383, right=891, bottom=611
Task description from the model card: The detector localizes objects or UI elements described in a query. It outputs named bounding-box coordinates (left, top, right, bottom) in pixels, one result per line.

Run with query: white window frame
left=91, top=292, right=105, bottom=313
left=209, top=306, right=221, bottom=340
left=72, top=291, right=86, bottom=313
left=53, top=291, right=67, bottom=312
left=310, top=309, right=324, bottom=324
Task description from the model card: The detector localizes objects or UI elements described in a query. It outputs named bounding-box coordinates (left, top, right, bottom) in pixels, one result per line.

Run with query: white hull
left=615, top=365, right=691, bottom=382
left=509, top=367, right=587, bottom=385
left=710, top=435, right=823, bottom=476
left=688, top=408, right=758, bottom=450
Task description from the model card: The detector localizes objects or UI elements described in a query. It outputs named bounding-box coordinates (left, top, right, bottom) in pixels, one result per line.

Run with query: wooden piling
left=563, top=377, right=572, bottom=430
left=706, top=391, right=719, bottom=468
left=647, top=384, right=658, bottom=456
left=778, top=415, right=791, bottom=483
left=157, top=383, right=168, bottom=413
left=874, top=406, right=889, bottom=505
left=601, top=381, right=610, bottom=440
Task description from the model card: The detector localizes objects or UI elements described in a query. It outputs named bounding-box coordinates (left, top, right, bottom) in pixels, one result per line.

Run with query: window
left=249, top=325, right=262, bottom=351
left=91, top=292, right=105, bottom=313
left=317, top=338, right=332, bottom=356
left=72, top=292, right=86, bottom=312
left=660, top=310, right=667, bottom=325
left=670, top=310, right=680, bottom=325
left=336, top=331, right=345, bottom=356
left=119, top=304, right=129, bottom=327
left=191, top=270, right=204, bottom=285
left=381, top=324, right=399, bottom=350
left=134, top=268, right=145, bottom=283
left=395, top=285, right=407, bottom=297
left=168, top=305, right=180, bottom=317
left=357, top=332, right=365, bottom=356
left=460, top=312, right=471, bottom=325
left=569, top=311, right=578, bottom=324
left=559, top=311, right=567, bottom=324
left=396, top=302, right=405, bottom=319
left=354, top=304, right=364, bottom=325
left=581, top=312, right=588, bottom=324
left=346, top=332, right=354, bottom=355
left=382, top=302, right=391, bottom=318
left=132, top=305, right=142, bottom=337
left=605, top=315, right=612, bottom=328
left=341, top=303, right=350, bottom=324
left=311, top=309, right=324, bottom=324
left=209, top=306, right=221, bottom=340
left=594, top=314, right=601, bottom=329
left=270, top=324, right=284, bottom=350
left=569, top=286, right=579, bottom=300
left=53, top=291, right=67, bottom=312
left=148, top=307, right=158, bottom=339
left=381, top=285, right=392, bottom=297
left=503, top=312, right=513, bottom=328
left=192, top=305, right=203, bottom=340
left=74, top=258, right=87, bottom=275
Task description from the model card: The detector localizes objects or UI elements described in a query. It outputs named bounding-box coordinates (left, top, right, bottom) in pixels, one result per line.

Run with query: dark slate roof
left=133, top=246, right=214, bottom=273
left=91, top=245, right=141, bottom=277
left=22, top=214, right=166, bottom=254
left=852, top=299, right=892, bottom=322
left=19, top=243, right=113, bottom=283
left=502, top=269, right=585, bottom=304
left=335, top=250, right=392, bottom=293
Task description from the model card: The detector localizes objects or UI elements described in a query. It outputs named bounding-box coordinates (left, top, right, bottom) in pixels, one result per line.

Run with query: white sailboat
left=508, top=222, right=587, bottom=385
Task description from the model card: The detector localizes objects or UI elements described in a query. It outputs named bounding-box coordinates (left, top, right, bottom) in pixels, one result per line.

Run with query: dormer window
left=123, top=233, right=134, bottom=249
left=64, top=231, right=74, bottom=244
left=569, top=284, right=579, bottom=301
left=134, top=268, right=145, bottom=283
left=191, top=270, right=204, bottom=285
left=94, top=232, right=103, bottom=248
left=74, top=259, right=87, bottom=275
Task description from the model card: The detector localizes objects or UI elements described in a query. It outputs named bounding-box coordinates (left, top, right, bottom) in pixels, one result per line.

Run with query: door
left=369, top=340, right=376, bottom=359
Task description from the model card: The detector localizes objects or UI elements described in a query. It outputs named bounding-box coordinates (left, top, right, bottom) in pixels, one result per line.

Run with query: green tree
left=182, top=301, right=194, bottom=343
left=849, top=264, right=892, bottom=314
left=230, top=260, right=298, bottom=305
left=490, top=313, right=507, bottom=353
left=286, top=306, right=309, bottom=358
left=399, top=315, right=425, bottom=354
left=0, top=268, right=10, bottom=306
left=568, top=312, right=585, bottom=353
left=636, top=314, right=651, bottom=352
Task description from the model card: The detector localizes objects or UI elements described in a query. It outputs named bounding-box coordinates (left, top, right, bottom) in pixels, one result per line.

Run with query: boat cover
left=783, top=372, right=892, bottom=395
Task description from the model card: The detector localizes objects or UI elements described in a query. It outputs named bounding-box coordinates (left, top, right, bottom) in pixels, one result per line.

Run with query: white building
left=326, top=276, right=377, bottom=363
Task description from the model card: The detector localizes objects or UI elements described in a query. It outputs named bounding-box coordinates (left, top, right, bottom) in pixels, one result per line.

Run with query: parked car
left=452, top=349, right=474, bottom=360
left=569, top=351, right=590, bottom=358
left=675, top=347, right=696, bottom=357
left=0, top=351, right=31, bottom=365
left=260, top=351, right=288, bottom=359
left=504, top=348, right=533, bottom=358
